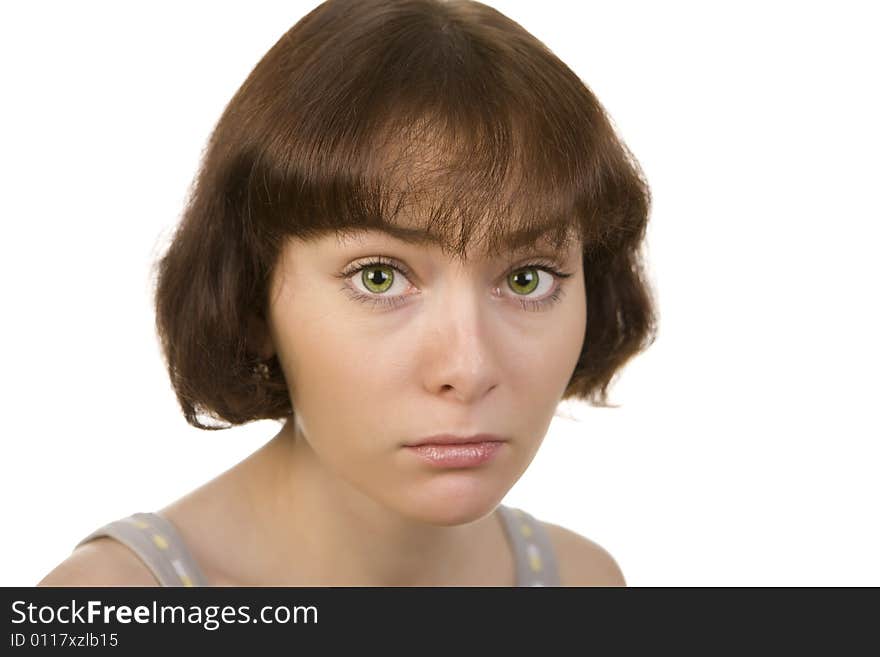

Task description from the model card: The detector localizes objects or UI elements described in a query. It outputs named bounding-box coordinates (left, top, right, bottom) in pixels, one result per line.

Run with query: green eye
left=361, top=265, right=395, bottom=293
left=507, top=267, right=540, bottom=295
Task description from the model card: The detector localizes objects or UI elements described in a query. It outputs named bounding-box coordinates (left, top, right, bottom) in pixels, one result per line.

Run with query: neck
left=239, top=419, right=509, bottom=586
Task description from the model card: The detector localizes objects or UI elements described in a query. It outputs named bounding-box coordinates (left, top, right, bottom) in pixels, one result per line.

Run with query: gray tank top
left=74, top=503, right=560, bottom=587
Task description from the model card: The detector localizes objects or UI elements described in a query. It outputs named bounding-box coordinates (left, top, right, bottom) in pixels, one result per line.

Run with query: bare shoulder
left=37, top=538, right=160, bottom=587
left=540, top=521, right=627, bottom=587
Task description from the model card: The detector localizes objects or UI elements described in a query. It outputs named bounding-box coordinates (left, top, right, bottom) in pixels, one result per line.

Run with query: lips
left=404, top=440, right=505, bottom=468
left=405, top=433, right=507, bottom=447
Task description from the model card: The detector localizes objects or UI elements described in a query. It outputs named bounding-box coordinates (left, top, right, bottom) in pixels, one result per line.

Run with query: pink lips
left=404, top=434, right=506, bottom=468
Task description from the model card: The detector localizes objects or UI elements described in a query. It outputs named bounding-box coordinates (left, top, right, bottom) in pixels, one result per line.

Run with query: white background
left=1, top=1, right=877, bottom=587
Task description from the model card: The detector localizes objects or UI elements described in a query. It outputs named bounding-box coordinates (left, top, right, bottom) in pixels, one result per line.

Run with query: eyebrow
left=361, top=224, right=443, bottom=246
left=342, top=224, right=566, bottom=254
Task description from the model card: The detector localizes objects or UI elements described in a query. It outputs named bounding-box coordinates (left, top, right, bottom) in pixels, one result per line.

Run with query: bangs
left=321, top=112, right=585, bottom=261
left=221, top=0, right=629, bottom=263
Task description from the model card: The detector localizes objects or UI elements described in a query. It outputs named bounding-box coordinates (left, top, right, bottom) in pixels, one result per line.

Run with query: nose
left=420, top=280, right=501, bottom=403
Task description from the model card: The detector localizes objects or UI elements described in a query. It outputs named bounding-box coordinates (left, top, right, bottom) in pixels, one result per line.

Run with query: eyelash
left=335, top=256, right=574, bottom=313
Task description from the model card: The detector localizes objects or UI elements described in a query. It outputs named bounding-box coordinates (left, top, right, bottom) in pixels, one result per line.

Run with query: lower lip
left=405, top=441, right=504, bottom=468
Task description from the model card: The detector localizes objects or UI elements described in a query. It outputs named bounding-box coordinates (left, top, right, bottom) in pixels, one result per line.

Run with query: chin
left=397, top=480, right=506, bottom=527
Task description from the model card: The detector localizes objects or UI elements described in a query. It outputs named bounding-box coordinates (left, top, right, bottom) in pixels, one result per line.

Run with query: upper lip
left=405, top=433, right=507, bottom=447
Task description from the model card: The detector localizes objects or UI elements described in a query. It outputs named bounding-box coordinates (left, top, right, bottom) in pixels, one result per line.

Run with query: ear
left=246, top=313, right=275, bottom=361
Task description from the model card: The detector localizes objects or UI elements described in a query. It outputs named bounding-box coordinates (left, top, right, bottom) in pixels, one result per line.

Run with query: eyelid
left=337, top=255, right=571, bottom=281
left=335, top=256, right=416, bottom=282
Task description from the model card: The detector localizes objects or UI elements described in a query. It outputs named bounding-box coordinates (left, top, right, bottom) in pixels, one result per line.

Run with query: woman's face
left=265, top=226, right=586, bottom=525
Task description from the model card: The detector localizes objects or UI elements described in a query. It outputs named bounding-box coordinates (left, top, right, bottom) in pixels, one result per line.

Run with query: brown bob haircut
left=152, top=0, right=658, bottom=431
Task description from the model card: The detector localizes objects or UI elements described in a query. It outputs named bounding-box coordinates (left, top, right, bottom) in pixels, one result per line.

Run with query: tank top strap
left=75, top=512, right=210, bottom=587
left=496, top=504, right=561, bottom=586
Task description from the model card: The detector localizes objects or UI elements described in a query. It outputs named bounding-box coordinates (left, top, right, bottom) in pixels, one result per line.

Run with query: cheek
left=559, top=291, right=588, bottom=388
left=276, top=310, right=402, bottom=430
left=508, top=289, right=587, bottom=393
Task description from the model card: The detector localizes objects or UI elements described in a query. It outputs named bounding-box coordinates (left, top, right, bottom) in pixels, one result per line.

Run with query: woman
left=39, top=0, right=656, bottom=587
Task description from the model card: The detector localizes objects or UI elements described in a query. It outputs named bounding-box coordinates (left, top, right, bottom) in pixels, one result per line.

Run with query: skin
left=39, top=225, right=626, bottom=586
